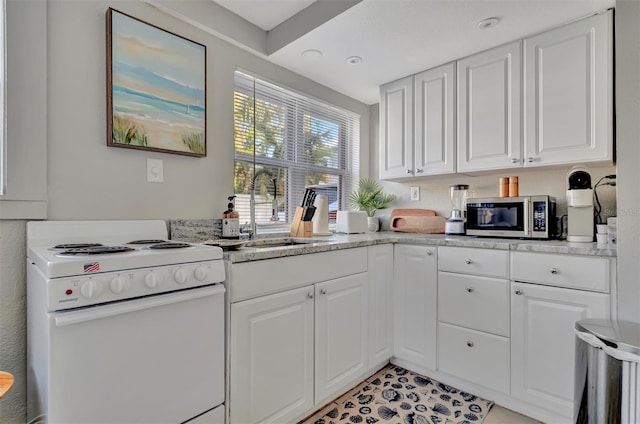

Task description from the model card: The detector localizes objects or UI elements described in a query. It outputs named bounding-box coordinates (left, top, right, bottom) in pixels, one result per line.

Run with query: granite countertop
left=222, top=231, right=617, bottom=263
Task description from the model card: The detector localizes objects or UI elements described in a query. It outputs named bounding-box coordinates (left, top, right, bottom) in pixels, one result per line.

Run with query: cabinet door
left=380, top=76, right=414, bottom=179
left=511, top=282, right=609, bottom=419
left=414, top=62, right=456, bottom=175
left=458, top=41, right=522, bottom=172
left=368, top=244, right=394, bottom=369
left=393, top=244, right=437, bottom=370
left=230, top=286, right=314, bottom=424
left=524, top=11, right=613, bottom=167
left=315, top=272, right=368, bottom=405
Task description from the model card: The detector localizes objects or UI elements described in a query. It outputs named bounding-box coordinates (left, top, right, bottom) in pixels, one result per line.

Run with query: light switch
left=410, top=186, right=420, bottom=201
left=147, top=158, right=164, bottom=183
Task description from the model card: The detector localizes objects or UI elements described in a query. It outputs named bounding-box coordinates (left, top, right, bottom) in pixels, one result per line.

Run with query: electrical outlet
left=147, top=158, right=164, bottom=183
left=410, top=186, right=420, bottom=201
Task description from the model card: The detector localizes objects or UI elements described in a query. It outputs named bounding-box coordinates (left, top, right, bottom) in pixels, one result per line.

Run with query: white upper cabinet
left=524, top=11, right=613, bottom=167
left=380, top=76, right=413, bottom=179
left=457, top=41, right=523, bottom=172
left=414, top=63, right=456, bottom=176
left=380, top=63, right=456, bottom=180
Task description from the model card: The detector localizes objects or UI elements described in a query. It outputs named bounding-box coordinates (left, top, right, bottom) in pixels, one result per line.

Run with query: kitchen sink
left=242, top=237, right=330, bottom=249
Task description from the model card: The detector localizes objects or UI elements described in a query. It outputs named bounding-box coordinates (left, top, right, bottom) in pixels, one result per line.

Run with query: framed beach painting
left=106, top=8, right=206, bottom=157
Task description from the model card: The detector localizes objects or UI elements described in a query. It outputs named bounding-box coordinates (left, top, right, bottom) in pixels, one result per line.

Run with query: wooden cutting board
left=390, top=208, right=447, bottom=233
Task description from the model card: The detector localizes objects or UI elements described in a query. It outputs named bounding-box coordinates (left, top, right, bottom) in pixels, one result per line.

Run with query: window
left=233, top=71, right=360, bottom=228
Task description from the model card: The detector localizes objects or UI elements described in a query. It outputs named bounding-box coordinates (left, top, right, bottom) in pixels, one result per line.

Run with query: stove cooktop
left=27, top=220, right=222, bottom=279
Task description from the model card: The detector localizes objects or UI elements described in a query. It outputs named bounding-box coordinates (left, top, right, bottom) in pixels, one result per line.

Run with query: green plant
left=182, top=132, right=205, bottom=154
left=112, top=114, right=149, bottom=146
left=348, top=178, right=395, bottom=217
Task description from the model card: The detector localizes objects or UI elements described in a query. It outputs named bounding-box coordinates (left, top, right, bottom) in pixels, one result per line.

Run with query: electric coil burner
left=58, top=245, right=135, bottom=255
left=126, top=239, right=167, bottom=245
left=148, top=242, right=191, bottom=249
left=53, top=243, right=103, bottom=249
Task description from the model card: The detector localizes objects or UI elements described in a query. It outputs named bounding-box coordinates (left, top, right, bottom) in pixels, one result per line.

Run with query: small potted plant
left=348, top=178, right=396, bottom=231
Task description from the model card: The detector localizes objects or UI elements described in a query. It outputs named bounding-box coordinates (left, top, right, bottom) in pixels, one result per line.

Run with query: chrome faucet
left=249, top=170, right=279, bottom=239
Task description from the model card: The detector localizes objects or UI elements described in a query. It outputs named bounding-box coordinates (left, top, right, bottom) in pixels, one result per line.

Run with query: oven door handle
left=54, top=284, right=225, bottom=327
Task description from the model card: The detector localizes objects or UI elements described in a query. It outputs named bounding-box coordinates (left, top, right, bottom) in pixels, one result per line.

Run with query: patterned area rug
left=302, top=364, right=494, bottom=424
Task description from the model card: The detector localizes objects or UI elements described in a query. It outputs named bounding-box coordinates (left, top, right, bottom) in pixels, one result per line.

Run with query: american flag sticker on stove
left=84, top=262, right=100, bottom=273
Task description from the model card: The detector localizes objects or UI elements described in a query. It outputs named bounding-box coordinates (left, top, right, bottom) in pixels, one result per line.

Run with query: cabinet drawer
left=437, top=322, right=510, bottom=394
left=511, top=252, right=611, bottom=293
left=438, top=247, right=509, bottom=278
left=438, top=272, right=509, bottom=336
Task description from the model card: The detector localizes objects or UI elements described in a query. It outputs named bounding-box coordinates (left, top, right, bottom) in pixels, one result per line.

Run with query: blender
left=445, top=184, right=469, bottom=235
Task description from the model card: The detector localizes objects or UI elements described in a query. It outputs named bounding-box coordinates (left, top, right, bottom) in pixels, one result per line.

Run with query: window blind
left=233, top=70, right=360, bottom=226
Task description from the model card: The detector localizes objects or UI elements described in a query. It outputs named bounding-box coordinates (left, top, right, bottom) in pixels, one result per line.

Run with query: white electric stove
left=26, top=220, right=226, bottom=424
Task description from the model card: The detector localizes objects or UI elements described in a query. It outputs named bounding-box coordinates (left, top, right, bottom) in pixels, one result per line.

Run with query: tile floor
left=300, top=364, right=542, bottom=424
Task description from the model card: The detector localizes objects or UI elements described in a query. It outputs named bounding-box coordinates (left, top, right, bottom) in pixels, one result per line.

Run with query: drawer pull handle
left=511, top=157, right=519, bottom=164
left=527, top=157, right=534, bottom=163
left=466, top=287, right=474, bottom=293
left=308, top=292, right=314, bottom=299
left=406, top=169, right=412, bottom=174
left=465, top=259, right=473, bottom=265
left=550, top=268, right=558, bottom=274
left=320, top=288, right=327, bottom=295
left=515, top=289, right=523, bottom=295
left=467, top=341, right=474, bottom=348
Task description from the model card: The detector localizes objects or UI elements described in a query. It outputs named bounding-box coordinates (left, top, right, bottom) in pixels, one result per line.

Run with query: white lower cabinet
left=230, top=286, right=314, bottom=424
left=510, top=282, right=610, bottom=419
left=393, top=244, right=437, bottom=370
left=315, top=273, right=368, bottom=405
left=437, top=322, right=510, bottom=393
left=229, top=246, right=392, bottom=424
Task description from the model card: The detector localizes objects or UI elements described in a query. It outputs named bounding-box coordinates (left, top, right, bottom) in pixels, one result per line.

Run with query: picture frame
left=106, top=8, right=207, bottom=157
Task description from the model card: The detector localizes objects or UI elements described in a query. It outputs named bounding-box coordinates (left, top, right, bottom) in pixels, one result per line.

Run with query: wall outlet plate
left=410, top=186, right=420, bottom=201
left=147, top=158, right=164, bottom=183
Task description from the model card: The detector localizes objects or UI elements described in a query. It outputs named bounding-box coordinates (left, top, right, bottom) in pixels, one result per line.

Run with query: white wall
left=614, top=0, right=640, bottom=323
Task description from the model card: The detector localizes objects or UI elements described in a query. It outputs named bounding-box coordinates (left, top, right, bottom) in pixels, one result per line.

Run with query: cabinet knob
left=465, top=259, right=473, bottom=265
left=550, top=268, right=558, bottom=275
left=405, top=169, right=413, bottom=174
left=515, top=289, right=523, bottom=295
left=466, top=287, right=474, bottom=293
left=511, top=157, right=519, bottom=164
left=467, top=341, right=474, bottom=348
left=320, top=288, right=327, bottom=295
left=426, top=250, right=433, bottom=256
left=307, top=292, right=314, bottom=299
left=415, top=168, right=423, bottom=174
left=527, top=157, right=534, bottom=163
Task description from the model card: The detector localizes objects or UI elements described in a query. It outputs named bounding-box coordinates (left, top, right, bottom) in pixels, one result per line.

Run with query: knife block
left=290, top=206, right=313, bottom=238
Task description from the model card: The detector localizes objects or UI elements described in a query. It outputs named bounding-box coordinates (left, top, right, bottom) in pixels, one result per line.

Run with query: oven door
left=466, top=198, right=529, bottom=237
left=47, top=284, right=225, bottom=424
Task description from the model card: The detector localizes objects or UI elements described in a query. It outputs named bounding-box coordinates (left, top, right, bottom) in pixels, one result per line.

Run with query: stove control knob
left=80, top=280, right=103, bottom=298
left=174, top=268, right=188, bottom=284
left=110, top=277, right=129, bottom=294
left=145, top=272, right=161, bottom=289
left=194, top=266, right=208, bottom=281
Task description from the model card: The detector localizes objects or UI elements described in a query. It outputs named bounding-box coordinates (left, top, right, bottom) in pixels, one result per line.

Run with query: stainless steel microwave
left=466, top=196, right=557, bottom=239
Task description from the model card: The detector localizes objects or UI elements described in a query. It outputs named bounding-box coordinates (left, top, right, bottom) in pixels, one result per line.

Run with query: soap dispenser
left=222, top=196, right=240, bottom=239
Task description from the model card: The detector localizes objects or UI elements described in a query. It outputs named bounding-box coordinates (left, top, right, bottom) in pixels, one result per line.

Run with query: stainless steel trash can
left=575, top=319, right=640, bottom=424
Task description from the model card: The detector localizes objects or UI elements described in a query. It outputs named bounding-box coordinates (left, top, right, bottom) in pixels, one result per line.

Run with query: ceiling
left=210, top=0, right=615, bottom=105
